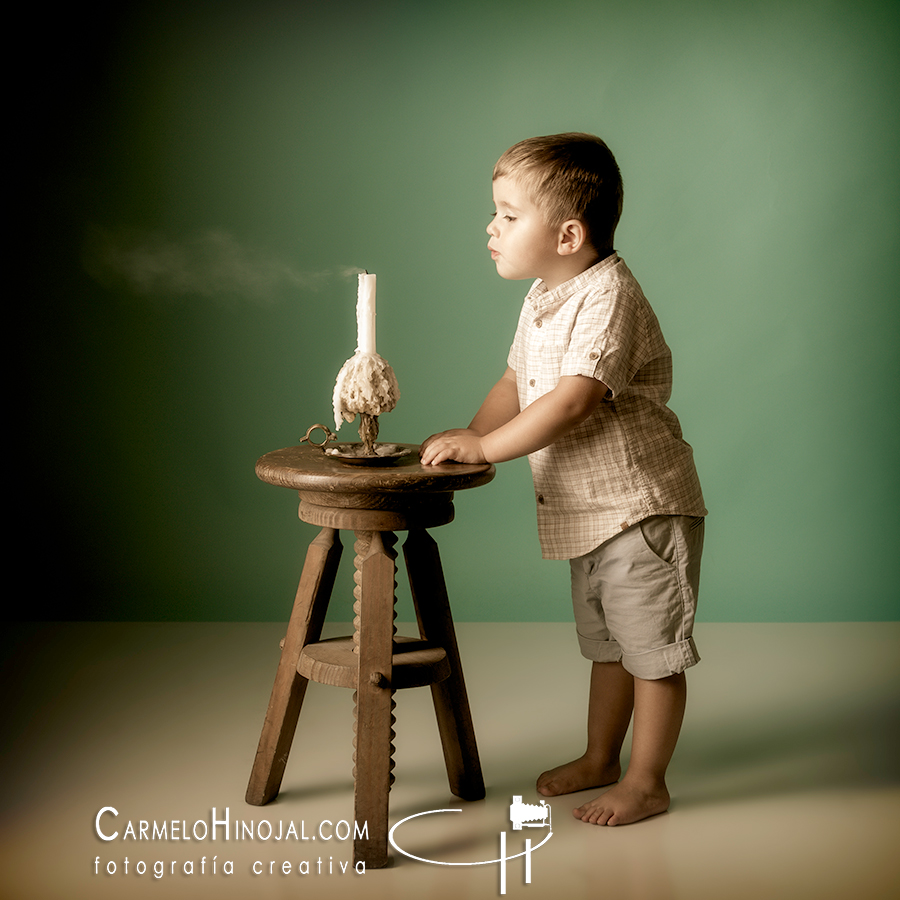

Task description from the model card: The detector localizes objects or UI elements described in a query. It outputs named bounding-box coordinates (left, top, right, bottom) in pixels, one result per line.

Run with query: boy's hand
left=419, top=429, right=487, bottom=466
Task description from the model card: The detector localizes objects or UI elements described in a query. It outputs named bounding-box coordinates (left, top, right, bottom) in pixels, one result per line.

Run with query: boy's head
left=493, top=133, right=623, bottom=254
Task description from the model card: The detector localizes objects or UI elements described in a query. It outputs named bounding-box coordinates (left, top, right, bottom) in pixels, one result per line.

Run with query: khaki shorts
left=570, top=515, right=704, bottom=680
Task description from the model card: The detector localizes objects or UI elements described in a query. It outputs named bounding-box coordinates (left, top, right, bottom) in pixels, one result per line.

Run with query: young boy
left=420, top=133, right=706, bottom=826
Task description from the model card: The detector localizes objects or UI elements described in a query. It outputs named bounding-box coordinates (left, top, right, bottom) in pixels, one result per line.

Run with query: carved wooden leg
left=246, top=526, right=342, bottom=806
left=352, top=531, right=398, bottom=868
left=403, top=528, right=485, bottom=801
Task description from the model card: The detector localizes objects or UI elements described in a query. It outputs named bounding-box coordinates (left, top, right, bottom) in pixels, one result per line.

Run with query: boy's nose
left=486, top=220, right=497, bottom=236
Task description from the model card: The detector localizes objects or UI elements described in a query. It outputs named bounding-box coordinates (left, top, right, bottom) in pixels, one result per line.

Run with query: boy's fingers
left=420, top=443, right=441, bottom=465
left=422, top=441, right=453, bottom=466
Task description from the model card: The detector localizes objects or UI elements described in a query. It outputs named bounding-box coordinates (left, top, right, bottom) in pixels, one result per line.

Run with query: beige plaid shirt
left=507, top=253, right=706, bottom=559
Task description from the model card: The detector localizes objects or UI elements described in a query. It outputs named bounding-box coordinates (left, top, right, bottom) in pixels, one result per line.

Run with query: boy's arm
left=420, top=371, right=607, bottom=466
left=469, top=366, right=520, bottom=435
left=419, top=367, right=519, bottom=460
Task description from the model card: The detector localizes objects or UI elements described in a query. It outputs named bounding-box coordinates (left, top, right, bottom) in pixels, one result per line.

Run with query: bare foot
left=573, top=777, right=670, bottom=826
left=536, top=755, right=621, bottom=797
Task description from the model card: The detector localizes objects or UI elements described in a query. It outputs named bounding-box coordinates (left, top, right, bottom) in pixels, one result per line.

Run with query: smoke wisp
left=84, top=226, right=363, bottom=302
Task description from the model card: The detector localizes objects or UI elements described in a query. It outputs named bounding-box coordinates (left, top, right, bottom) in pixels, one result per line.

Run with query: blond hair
left=493, top=133, right=624, bottom=252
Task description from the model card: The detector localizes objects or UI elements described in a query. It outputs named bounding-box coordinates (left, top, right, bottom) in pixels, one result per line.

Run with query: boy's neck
left=541, top=247, right=614, bottom=291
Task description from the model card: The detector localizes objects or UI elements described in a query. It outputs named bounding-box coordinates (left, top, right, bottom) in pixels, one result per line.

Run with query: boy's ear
left=556, top=219, right=588, bottom=256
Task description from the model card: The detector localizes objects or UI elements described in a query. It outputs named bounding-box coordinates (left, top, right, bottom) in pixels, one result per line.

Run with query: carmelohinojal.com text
left=93, top=807, right=368, bottom=878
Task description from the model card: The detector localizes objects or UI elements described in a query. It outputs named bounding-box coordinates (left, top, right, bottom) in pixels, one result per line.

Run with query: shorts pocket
left=637, top=516, right=677, bottom=567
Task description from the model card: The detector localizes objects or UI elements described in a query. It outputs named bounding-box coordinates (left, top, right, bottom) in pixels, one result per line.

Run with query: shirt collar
left=525, top=253, right=620, bottom=312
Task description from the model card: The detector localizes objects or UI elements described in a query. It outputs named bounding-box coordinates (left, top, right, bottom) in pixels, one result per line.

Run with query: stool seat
left=245, top=444, right=494, bottom=869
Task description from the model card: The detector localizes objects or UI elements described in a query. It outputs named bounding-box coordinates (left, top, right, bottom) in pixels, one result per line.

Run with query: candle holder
left=299, top=423, right=412, bottom=467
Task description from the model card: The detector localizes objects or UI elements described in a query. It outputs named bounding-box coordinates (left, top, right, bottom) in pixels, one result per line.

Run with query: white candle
left=356, top=273, right=377, bottom=355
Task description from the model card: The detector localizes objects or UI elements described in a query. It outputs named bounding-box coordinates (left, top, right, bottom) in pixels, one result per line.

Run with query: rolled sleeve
left=560, top=346, right=604, bottom=381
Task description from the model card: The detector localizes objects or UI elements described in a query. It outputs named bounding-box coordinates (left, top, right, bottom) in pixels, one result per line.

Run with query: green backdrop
left=21, top=0, right=899, bottom=622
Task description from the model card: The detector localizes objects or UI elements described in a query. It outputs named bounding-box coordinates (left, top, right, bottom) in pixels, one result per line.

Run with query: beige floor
left=2, top=621, right=898, bottom=900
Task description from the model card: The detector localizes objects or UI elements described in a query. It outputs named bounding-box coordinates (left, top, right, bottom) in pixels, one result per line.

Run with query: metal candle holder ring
left=300, top=424, right=339, bottom=448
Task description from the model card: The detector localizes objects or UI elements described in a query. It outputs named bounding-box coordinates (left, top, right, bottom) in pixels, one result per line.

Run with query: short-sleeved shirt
left=507, top=253, right=706, bottom=559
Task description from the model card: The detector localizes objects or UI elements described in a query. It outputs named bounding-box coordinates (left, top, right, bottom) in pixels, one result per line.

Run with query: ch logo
left=388, top=798, right=553, bottom=895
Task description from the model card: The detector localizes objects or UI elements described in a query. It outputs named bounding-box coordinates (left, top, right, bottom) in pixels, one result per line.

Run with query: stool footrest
left=298, top=635, right=451, bottom=689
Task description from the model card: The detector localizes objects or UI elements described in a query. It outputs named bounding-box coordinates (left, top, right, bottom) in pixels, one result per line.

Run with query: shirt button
left=529, top=378, right=536, bottom=387
left=589, top=351, right=599, bottom=360
left=537, top=494, right=545, bottom=504
left=534, top=319, right=543, bottom=328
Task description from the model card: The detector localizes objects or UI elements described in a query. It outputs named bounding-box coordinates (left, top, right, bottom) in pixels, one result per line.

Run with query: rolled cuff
left=577, top=634, right=700, bottom=680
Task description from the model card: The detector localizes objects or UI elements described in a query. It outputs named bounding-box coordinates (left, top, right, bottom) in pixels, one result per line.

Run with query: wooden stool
left=245, top=444, right=495, bottom=868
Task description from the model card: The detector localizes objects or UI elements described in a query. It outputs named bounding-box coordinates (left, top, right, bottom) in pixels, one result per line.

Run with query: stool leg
left=246, top=526, right=342, bottom=806
left=352, top=531, right=397, bottom=869
left=403, top=528, right=485, bottom=801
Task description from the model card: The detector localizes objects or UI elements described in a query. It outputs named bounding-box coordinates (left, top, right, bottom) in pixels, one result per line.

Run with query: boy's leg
left=573, top=670, right=686, bottom=825
left=541, top=516, right=702, bottom=819
left=536, top=660, right=633, bottom=796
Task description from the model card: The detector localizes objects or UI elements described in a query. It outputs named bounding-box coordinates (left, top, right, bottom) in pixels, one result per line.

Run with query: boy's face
left=487, top=176, right=563, bottom=287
